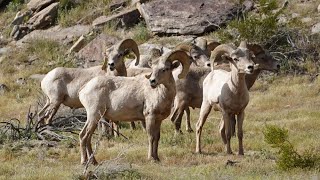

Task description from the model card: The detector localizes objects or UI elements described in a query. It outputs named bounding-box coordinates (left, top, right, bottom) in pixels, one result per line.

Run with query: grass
left=0, top=76, right=319, bottom=179
left=0, top=38, right=75, bottom=119
left=58, top=0, right=113, bottom=27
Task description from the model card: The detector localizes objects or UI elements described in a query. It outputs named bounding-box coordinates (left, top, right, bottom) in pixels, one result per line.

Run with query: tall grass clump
left=132, top=22, right=152, bottom=44
left=263, top=125, right=320, bottom=170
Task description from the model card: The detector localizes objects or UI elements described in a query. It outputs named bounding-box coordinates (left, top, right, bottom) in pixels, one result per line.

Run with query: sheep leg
left=237, top=112, right=244, bottom=155
left=185, top=107, right=193, bottom=133
left=46, top=103, right=61, bottom=125
left=113, top=122, right=119, bottom=137
left=195, top=101, right=212, bottom=153
left=174, top=102, right=186, bottom=134
left=38, top=99, right=50, bottom=117
left=130, top=122, right=136, bottom=130
left=83, top=114, right=99, bottom=165
left=223, top=112, right=233, bottom=154
left=219, top=117, right=227, bottom=144
left=231, top=115, right=236, bottom=137
left=219, top=114, right=236, bottom=144
left=79, top=121, right=89, bottom=165
left=170, top=98, right=179, bottom=122
left=140, top=120, right=146, bottom=132
left=146, top=117, right=161, bottom=161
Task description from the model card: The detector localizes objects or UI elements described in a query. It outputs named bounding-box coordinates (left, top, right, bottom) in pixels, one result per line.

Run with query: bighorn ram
left=78, top=50, right=190, bottom=164
left=195, top=41, right=257, bottom=155
left=171, top=43, right=279, bottom=134
left=39, top=39, right=140, bottom=124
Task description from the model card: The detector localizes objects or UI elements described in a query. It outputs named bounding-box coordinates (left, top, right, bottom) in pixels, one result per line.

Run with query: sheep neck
left=114, top=63, right=127, bottom=76
left=245, top=69, right=261, bottom=90
left=228, top=65, right=248, bottom=95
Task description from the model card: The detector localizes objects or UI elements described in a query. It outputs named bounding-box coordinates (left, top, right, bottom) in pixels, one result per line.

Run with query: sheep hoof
left=174, top=130, right=183, bottom=136
left=238, top=151, right=244, bottom=156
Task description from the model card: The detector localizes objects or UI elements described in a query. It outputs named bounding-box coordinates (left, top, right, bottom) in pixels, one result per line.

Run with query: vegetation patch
left=264, top=125, right=320, bottom=170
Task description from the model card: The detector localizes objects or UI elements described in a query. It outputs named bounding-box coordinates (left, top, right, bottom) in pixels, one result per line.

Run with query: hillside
left=0, top=0, right=320, bottom=179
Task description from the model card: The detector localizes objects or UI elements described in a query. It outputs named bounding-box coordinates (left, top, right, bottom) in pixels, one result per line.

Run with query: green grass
left=0, top=76, right=320, bottom=179
left=58, top=0, right=112, bottom=27
left=0, top=38, right=75, bottom=119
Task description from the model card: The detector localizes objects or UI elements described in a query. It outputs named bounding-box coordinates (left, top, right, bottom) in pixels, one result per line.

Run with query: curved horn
left=174, top=42, right=192, bottom=53
left=116, top=38, right=140, bottom=66
left=206, top=41, right=221, bottom=55
left=210, top=44, right=236, bottom=71
left=165, top=50, right=190, bottom=79
left=239, top=41, right=248, bottom=49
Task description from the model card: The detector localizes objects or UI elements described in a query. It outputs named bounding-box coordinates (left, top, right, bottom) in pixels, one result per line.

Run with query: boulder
left=17, top=25, right=91, bottom=46
left=138, top=0, right=244, bottom=35
left=92, top=7, right=141, bottom=28
left=311, top=22, right=320, bottom=34
left=27, top=2, right=59, bottom=29
left=27, top=0, right=57, bottom=12
left=77, top=33, right=119, bottom=67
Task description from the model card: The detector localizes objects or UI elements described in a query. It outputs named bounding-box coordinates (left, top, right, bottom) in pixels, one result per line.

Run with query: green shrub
left=214, top=0, right=281, bottom=44
left=263, top=125, right=320, bottom=170
left=132, top=22, right=152, bottom=44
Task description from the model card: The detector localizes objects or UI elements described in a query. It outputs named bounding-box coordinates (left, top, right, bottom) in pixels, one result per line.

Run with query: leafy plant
left=263, top=125, right=320, bottom=170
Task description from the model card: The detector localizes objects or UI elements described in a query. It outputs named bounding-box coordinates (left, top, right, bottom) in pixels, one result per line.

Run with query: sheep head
left=102, top=38, right=140, bottom=71
left=247, top=44, right=280, bottom=72
left=145, top=50, right=190, bottom=88
left=175, top=39, right=211, bottom=67
left=210, top=41, right=257, bottom=74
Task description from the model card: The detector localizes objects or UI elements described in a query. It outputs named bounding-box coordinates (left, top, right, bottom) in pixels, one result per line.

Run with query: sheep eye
left=233, top=58, right=239, bottom=61
left=162, top=69, right=166, bottom=72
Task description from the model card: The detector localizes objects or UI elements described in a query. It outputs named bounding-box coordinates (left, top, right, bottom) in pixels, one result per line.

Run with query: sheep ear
left=171, top=61, right=180, bottom=70
left=248, top=44, right=264, bottom=55
left=145, top=73, right=151, bottom=79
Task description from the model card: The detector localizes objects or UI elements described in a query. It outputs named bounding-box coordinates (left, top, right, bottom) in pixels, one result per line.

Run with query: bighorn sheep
left=195, top=41, right=257, bottom=155
left=78, top=50, right=190, bottom=164
left=126, top=47, right=163, bottom=68
left=39, top=39, right=140, bottom=124
left=171, top=43, right=279, bottom=134
left=174, top=37, right=220, bottom=67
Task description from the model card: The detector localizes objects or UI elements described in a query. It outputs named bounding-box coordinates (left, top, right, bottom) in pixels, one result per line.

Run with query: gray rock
left=27, top=0, right=57, bottom=12
left=0, top=47, right=9, bottom=56
left=92, top=7, right=141, bottom=28
left=138, top=0, right=244, bottom=35
left=16, top=78, right=27, bottom=85
left=29, top=74, right=46, bottom=82
left=17, top=25, right=91, bottom=46
left=311, top=22, right=320, bottom=34
left=27, top=2, right=59, bottom=29
left=0, top=84, right=9, bottom=95
left=301, top=17, right=312, bottom=23
left=77, top=33, right=119, bottom=67
left=291, top=13, right=300, bottom=19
